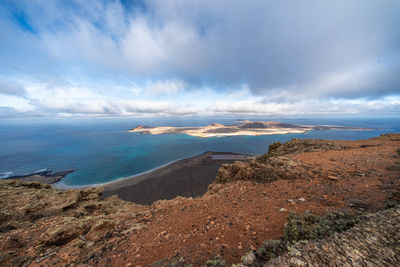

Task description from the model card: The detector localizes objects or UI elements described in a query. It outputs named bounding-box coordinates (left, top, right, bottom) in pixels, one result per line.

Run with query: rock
left=349, top=199, right=370, bottom=210
left=288, top=199, right=296, bottom=204
left=241, top=251, right=256, bottom=265
left=209, top=183, right=224, bottom=193
left=0, top=223, right=16, bottom=233
left=40, top=217, right=86, bottom=246
left=279, top=208, right=287, bottom=213
left=12, top=256, right=30, bottom=266
left=328, top=176, right=338, bottom=181
left=4, top=237, right=23, bottom=249
left=86, top=219, right=115, bottom=242
left=298, top=197, right=306, bottom=202
left=0, top=253, right=11, bottom=264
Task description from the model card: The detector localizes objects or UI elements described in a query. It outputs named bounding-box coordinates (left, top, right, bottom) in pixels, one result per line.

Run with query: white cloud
left=210, top=96, right=400, bottom=116
left=0, top=94, right=33, bottom=111
left=0, top=0, right=399, bottom=118
left=145, top=80, right=186, bottom=95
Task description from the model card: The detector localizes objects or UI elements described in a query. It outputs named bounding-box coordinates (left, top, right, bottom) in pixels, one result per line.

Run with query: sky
left=0, top=0, right=399, bottom=118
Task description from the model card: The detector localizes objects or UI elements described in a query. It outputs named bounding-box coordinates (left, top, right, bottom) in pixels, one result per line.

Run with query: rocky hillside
left=0, top=181, right=154, bottom=266
left=216, top=138, right=352, bottom=184
left=0, top=134, right=399, bottom=266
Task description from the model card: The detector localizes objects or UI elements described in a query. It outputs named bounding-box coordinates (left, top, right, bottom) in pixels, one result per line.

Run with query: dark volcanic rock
left=7, top=169, right=74, bottom=184
left=239, top=122, right=269, bottom=129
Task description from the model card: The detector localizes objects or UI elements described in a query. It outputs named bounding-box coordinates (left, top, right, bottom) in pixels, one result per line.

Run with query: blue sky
left=0, top=0, right=399, bottom=118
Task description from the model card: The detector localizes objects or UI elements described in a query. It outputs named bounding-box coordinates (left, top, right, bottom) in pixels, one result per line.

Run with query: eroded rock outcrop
left=0, top=180, right=153, bottom=266
left=215, top=138, right=342, bottom=184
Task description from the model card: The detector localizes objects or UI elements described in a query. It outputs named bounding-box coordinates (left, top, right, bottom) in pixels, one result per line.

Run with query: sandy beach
left=100, top=151, right=251, bottom=204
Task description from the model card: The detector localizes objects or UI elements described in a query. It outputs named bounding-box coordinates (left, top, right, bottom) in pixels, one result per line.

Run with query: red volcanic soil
left=96, top=134, right=400, bottom=266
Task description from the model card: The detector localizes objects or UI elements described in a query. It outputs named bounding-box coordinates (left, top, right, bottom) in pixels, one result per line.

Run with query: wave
left=0, top=172, right=13, bottom=179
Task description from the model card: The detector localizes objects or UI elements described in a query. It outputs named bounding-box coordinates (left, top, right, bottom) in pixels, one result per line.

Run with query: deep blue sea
left=0, top=117, right=399, bottom=187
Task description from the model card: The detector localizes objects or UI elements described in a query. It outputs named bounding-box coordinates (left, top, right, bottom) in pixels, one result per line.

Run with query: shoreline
left=52, top=151, right=253, bottom=191
left=99, top=151, right=253, bottom=204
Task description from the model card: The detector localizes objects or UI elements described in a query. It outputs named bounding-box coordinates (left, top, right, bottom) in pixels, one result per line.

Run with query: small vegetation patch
left=254, top=240, right=287, bottom=263
left=283, top=210, right=362, bottom=243
left=203, top=256, right=227, bottom=267
left=241, top=210, right=363, bottom=266
left=164, top=257, right=192, bottom=267
left=164, top=256, right=228, bottom=267
left=384, top=200, right=398, bottom=209
left=253, top=168, right=279, bottom=182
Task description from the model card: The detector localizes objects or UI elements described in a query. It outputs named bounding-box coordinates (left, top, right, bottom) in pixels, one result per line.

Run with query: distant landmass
left=129, top=120, right=372, bottom=137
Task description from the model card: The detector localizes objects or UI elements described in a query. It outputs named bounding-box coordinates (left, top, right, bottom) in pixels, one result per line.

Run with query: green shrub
left=384, top=200, right=397, bottom=209
left=246, top=210, right=363, bottom=266
left=253, top=168, right=279, bottom=182
left=164, top=257, right=192, bottom=267
left=254, top=240, right=287, bottom=262
left=202, top=255, right=228, bottom=267
left=283, top=210, right=362, bottom=243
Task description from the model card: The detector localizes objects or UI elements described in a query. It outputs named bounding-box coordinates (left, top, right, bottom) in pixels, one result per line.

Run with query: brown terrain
left=0, top=133, right=399, bottom=266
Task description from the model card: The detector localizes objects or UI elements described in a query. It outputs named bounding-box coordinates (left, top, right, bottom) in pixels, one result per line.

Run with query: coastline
left=52, top=151, right=252, bottom=191
left=99, top=151, right=252, bottom=205
left=51, top=152, right=212, bottom=190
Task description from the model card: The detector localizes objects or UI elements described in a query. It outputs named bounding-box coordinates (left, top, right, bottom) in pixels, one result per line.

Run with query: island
left=129, top=120, right=372, bottom=137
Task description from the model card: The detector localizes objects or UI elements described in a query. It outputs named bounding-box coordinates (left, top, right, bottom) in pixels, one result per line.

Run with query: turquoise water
left=0, top=117, right=398, bottom=186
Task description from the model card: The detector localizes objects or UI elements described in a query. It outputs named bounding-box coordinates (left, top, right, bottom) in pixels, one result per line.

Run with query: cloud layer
left=0, top=0, right=399, bottom=118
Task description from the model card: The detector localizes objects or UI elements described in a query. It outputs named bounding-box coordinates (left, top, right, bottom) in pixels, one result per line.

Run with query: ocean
left=0, top=117, right=398, bottom=187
